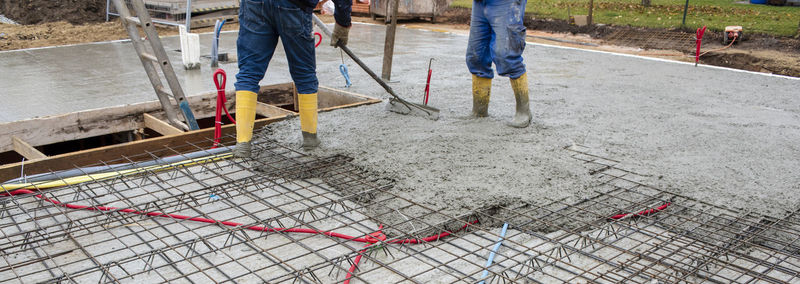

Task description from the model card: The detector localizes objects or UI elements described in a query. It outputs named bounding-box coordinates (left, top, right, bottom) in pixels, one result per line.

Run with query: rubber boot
left=507, top=73, right=531, bottom=128
left=471, top=74, right=491, bottom=117
left=234, top=90, right=258, bottom=158
left=298, top=93, right=321, bottom=150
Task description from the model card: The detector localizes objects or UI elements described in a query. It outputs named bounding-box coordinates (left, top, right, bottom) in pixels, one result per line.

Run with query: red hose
left=212, top=69, right=235, bottom=149
left=344, top=244, right=370, bottom=284
left=3, top=188, right=670, bottom=282
left=314, top=32, right=323, bottom=48
left=2, top=189, right=477, bottom=245
left=343, top=225, right=386, bottom=284
left=695, top=26, right=706, bottom=65
left=3, top=188, right=477, bottom=283
left=609, top=202, right=671, bottom=220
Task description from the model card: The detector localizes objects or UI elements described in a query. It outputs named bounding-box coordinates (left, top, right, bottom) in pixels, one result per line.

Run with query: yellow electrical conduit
left=1, top=153, right=232, bottom=191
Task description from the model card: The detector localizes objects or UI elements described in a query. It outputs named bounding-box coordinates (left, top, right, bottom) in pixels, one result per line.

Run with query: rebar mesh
left=1, top=135, right=798, bottom=283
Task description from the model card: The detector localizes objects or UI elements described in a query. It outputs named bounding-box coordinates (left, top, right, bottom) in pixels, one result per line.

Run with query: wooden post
left=588, top=0, right=594, bottom=26
left=381, top=0, right=400, bottom=81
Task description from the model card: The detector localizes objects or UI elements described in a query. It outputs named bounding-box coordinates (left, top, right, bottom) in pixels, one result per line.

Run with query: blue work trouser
left=465, top=0, right=527, bottom=79
left=235, top=0, right=318, bottom=94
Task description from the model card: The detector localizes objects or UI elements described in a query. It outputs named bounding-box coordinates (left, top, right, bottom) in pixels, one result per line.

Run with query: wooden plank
left=144, top=113, right=184, bottom=136
left=0, top=116, right=288, bottom=182
left=318, top=86, right=382, bottom=112
left=256, top=83, right=297, bottom=111
left=11, top=136, right=47, bottom=160
left=0, top=105, right=146, bottom=153
left=0, top=83, right=299, bottom=153
left=256, top=102, right=296, bottom=118
left=0, top=83, right=380, bottom=182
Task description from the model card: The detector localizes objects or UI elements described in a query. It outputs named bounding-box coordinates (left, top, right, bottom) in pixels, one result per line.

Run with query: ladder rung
left=141, top=52, right=158, bottom=62
left=125, top=16, right=143, bottom=26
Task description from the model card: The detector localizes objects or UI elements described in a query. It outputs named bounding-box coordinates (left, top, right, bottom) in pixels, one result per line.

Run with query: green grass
left=451, top=0, right=800, bottom=36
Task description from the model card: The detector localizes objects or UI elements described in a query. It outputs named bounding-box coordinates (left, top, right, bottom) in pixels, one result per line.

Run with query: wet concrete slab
left=0, top=22, right=451, bottom=123
left=0, top=31, right=285, bottom=123
left=2, top=22, right=799, bottom=219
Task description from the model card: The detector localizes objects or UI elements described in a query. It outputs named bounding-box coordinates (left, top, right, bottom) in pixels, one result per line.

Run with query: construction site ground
left=1, top=11, right=800, bottom=284
left=2, top=11, right=798, bottom=230
left=2, top=12, right=800, bottom=76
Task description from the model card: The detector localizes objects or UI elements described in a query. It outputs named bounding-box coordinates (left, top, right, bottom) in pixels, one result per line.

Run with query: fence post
left=588, top=0, right=594, bottom=25
left=681, top=0, right=689, bottom=27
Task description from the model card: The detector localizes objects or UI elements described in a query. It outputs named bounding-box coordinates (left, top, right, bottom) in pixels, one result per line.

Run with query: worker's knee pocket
left=506, top=0, right=527, bottom=54
left=507, top=24, right=526, bottom=54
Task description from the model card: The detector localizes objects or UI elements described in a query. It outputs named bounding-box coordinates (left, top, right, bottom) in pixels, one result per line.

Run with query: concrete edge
left=3, top=21, right=798, bottom=82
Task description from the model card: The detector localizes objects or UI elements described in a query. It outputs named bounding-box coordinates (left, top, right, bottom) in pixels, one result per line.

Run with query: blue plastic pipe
left=479, top=223, right=509, bottom=284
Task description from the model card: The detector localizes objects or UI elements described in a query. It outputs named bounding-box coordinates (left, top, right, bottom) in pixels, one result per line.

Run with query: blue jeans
left=235, top=0, right=318, bottom=94
left=465, top=0, right=527, bottom=79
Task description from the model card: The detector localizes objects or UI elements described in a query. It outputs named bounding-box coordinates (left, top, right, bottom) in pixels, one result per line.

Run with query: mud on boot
left=508, top=109, right=531, bottom=128
left=233, top=141, right=252, bottom=158
left=301, top=131, right=321, bottom=150
left=507, top=73, right=531, bottom=128
left=471, top=74, right=492, bottom=117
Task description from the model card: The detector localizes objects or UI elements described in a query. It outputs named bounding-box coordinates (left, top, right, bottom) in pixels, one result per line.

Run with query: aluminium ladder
left=111, top=0, right=199, bottom=131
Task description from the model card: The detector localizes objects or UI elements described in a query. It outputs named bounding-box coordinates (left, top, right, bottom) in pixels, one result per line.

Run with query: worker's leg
left=488, top=0, right=530, bottom=127
left=233, top=0, right=280, bottom=157
left=488, top=0, right=527, bottom=78
left=465, top=0, right=494, bottom=117
left=275, top=0, right=320, bottom=149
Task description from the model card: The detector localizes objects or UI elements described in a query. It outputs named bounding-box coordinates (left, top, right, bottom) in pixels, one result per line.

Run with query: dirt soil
left=0, top=0, right=107, bottom=25
left=1, top=21, right=134, bottom=50
left=444, top=7, right=800, bottom=77
left=0, top=20, right=239, bottom=51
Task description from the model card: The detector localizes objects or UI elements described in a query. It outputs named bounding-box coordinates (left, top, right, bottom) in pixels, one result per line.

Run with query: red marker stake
left=423, top=58, right=433, bottom=105
left=695, top=26, right=706, bottom=67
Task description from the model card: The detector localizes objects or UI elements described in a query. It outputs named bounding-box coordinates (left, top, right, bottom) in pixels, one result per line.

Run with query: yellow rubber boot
left=471, top=74, right=492, bottom=117
left=298, top=93, right=321, bottom=149
left=234, top=90, right=258, bottom=158
left=508, top=73, right=531, bottom=128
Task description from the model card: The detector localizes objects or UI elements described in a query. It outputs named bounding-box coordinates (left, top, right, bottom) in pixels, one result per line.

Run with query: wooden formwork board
left=0, top=83, right=380, bottom=181
left=111, top=0, right=239, bottom=28
left=138, top=0, right=239, bottom=14
left=369, top=0, right=452, bottom=19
